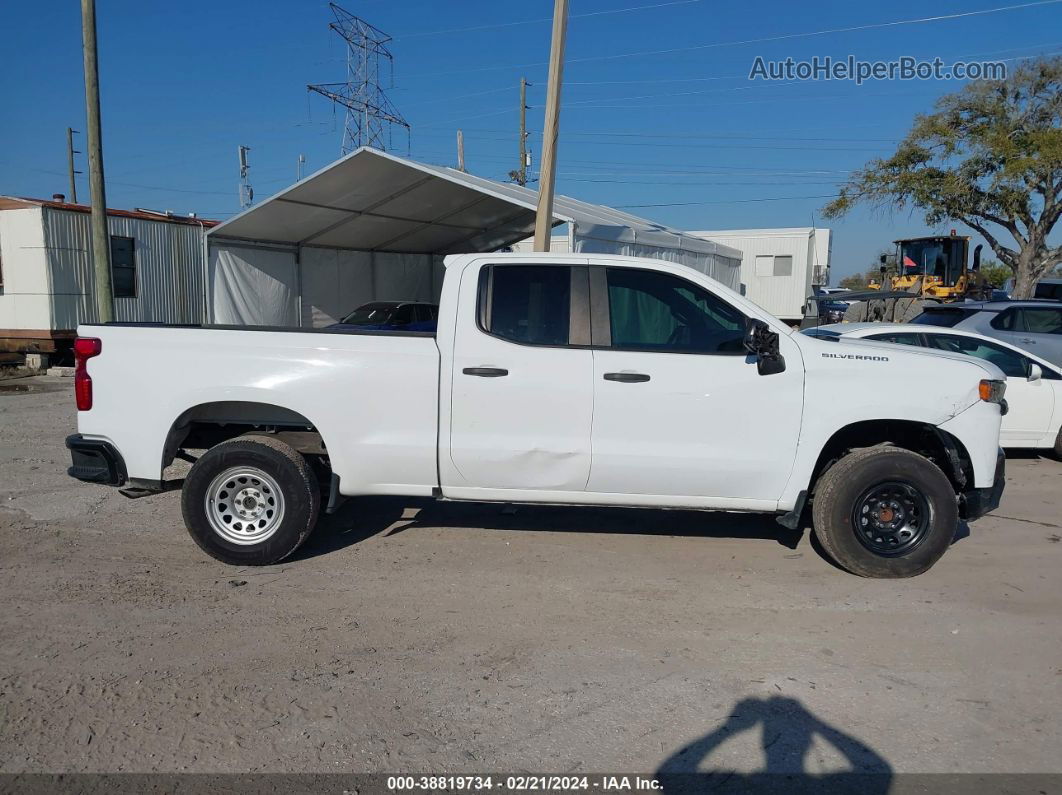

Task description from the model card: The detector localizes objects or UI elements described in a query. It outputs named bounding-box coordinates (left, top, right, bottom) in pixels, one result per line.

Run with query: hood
left=797, top=333, right=1006, bottom=380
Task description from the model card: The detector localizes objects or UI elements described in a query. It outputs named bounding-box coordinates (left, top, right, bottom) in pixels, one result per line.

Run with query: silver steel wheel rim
left=204, top=466, right=285, bottom=545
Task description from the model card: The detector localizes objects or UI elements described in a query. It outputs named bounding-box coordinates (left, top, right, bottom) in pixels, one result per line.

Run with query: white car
left=805, top=323, right=1062, bottom=456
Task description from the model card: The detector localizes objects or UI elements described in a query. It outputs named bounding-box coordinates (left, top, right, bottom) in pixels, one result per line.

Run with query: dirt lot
left=1, top=376, right=1060, bottom=778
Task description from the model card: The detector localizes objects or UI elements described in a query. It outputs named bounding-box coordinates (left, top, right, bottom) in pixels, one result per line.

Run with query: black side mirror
left=880, top=254, right=888, bottom=265
left=972, top=244, right=982, bottom=271
left=744, top=319, right=786, bottom=375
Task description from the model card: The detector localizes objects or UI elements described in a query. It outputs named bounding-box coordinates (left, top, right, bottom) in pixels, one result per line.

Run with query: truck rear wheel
left=811, top=446, right=958, bottom=578
left=181, top=436, right=321, bottom=565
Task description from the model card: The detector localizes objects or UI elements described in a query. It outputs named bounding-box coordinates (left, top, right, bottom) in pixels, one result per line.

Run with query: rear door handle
left=603, top=371, right=650, bottom=383
left=463, top=366, right=509, bottom=377
left=1019, top=338, right=1036, bottom=344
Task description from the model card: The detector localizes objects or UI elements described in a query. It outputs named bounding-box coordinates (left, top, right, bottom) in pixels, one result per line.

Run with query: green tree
left=838, top=253, right=894, bottom=289
left=978, top=261, right=1012, bottom=289
left=824, top=57, right=1062, bottom=298
left=839, top=272, right=872, bottom=289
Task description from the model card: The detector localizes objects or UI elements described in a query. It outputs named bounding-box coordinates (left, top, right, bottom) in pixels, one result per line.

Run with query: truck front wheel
left=181, top=436, right=321, bottom=565
left=811, top=446, right=958, bottom=578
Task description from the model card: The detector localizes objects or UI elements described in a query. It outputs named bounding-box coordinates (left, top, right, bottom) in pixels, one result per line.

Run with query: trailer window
left=754, top=255, right=793, bottom=277
left=109, top=236, right=136, bottom=298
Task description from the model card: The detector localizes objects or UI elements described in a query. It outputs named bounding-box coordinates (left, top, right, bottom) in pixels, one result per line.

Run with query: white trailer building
left=0, top=195, right=215, bottom=363
left=688, top=227, right=832, bottom=322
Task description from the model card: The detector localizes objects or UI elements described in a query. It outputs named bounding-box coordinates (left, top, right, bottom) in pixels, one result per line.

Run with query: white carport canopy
left=206, top=148, right=741, bottom=326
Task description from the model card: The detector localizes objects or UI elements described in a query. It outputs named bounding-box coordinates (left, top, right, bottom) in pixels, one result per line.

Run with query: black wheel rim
left=851, top=481, right=932, bottom=557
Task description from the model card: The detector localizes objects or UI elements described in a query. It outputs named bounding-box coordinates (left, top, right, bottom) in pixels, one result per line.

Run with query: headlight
left=978, top=379, right=1006, bottom=404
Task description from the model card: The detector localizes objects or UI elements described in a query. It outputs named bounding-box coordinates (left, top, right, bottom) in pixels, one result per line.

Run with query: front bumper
left=960, top=448, right=1005, bottom=521
left=66, top=434, right=127, bottom=486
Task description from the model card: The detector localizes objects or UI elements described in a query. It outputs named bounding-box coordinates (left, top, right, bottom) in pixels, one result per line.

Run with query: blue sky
left=1, top=0, right=1059, bottom=280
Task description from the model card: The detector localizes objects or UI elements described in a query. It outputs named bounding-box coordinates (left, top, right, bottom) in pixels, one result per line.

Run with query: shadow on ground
left=656, top=696, right=892, bottom=794
left=294, top=496, right=807, bottom=561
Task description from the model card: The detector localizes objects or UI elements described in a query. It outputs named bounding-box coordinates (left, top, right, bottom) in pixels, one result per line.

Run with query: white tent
left=206, top=148, right=741, bottom=326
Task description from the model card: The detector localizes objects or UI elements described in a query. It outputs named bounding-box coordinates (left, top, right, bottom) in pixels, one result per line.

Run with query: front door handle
left=463, top=366, right=509, bottom=377
left=1019, top=338, right=1036, bottom=344
left=603, top=371, right=650, bottom=383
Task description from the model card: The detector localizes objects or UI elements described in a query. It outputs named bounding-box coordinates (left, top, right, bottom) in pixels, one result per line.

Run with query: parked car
left=1034, top=278, right=1062, bottom=301
left=804, top=323, right=1061, bottom=456
left=329, top=301, right=438, bottom=332
left=812, top=289, right=849, bottom=323
left=66, top=253, right=1007, bottom=578
left=816, top=286, right=854, bottom=303
left=909, top=301, right=1062, bottom=366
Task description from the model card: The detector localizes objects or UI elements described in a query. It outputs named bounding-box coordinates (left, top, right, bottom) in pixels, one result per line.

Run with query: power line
left=403, top=0, right=1062, bottom=77
left=617, top=194, right=840, bottom=208
left=408, top=127, right=901, bottom=142
left=393, top=0, right=701, bottom=40
left=564, top=178, right=844, bottom=186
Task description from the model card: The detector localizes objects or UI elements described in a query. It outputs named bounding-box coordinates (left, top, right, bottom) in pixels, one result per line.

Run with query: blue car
left=328, top=301, right=439, bottom=333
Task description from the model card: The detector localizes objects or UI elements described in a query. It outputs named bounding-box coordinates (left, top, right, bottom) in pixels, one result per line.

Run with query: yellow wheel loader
left=845, top=232, right=991, bottom=323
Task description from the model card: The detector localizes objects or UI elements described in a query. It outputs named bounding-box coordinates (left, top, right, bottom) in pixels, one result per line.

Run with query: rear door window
left=924, top=333, right=1029, bottom=378
left=479, top=265, right=573, bottom=346
left=990, top=308, right=1020, bottom=331
left=1018, top=308, right=1062, bottom=335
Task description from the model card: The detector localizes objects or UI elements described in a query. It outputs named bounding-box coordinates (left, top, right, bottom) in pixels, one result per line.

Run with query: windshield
left=899, top=239, right=964, bottom=285
left=909, top=308, right=975, bottom=327
left=340, top=303, right=398, bottom=325
left=801, top=328, right=841, bottom=338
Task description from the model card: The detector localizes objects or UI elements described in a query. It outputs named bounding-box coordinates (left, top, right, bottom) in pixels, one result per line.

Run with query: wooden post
left=81, top=0, right=113, bottom=322
left=533, top=0, right=568, bottom=252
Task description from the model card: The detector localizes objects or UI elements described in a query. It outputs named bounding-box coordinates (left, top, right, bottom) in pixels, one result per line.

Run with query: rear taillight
left=74, top=337, right=102, bottom=411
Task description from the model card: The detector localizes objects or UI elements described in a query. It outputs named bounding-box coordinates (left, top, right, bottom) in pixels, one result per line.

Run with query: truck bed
left=75, top=323, right=442, bottom=497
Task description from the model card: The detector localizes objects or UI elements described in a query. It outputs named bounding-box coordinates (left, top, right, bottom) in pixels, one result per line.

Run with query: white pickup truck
left=66, top=252, right=1007, bottom=578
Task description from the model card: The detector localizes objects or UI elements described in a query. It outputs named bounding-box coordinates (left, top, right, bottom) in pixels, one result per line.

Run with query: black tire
left=1053, top=426, right=1062, bottom=460
left=181, top=436, right=321, bottom=566
left=811, top=445, right=958, bottom=578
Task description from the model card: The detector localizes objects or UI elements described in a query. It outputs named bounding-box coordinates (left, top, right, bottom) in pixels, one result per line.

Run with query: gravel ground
left=1, top=376, right=1060, bottom=778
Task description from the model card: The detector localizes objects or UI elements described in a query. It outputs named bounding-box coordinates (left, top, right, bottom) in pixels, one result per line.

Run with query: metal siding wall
left=0, top=207, right=54, bottom=330
left=41, top=208, right=206, bottom=326
left=702, top=235, right=811, bottom=320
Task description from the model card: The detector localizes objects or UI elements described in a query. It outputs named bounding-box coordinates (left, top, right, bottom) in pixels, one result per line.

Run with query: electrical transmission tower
left=307, top=3, right=410, bottom=155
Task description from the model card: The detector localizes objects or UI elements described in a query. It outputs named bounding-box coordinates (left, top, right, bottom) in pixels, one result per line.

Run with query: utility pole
left=66, top=127, right=81, bottom=204
left=533, top=0, right=568, bottom=252
left=80, top=0, right=113, bottom=322
left=456, top=129, right=466, bottom=172
left=510, top=78, right=531, bottom=186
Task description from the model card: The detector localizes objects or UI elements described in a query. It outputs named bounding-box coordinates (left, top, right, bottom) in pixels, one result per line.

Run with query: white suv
left=910, top=301, right=1062, bottom=366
